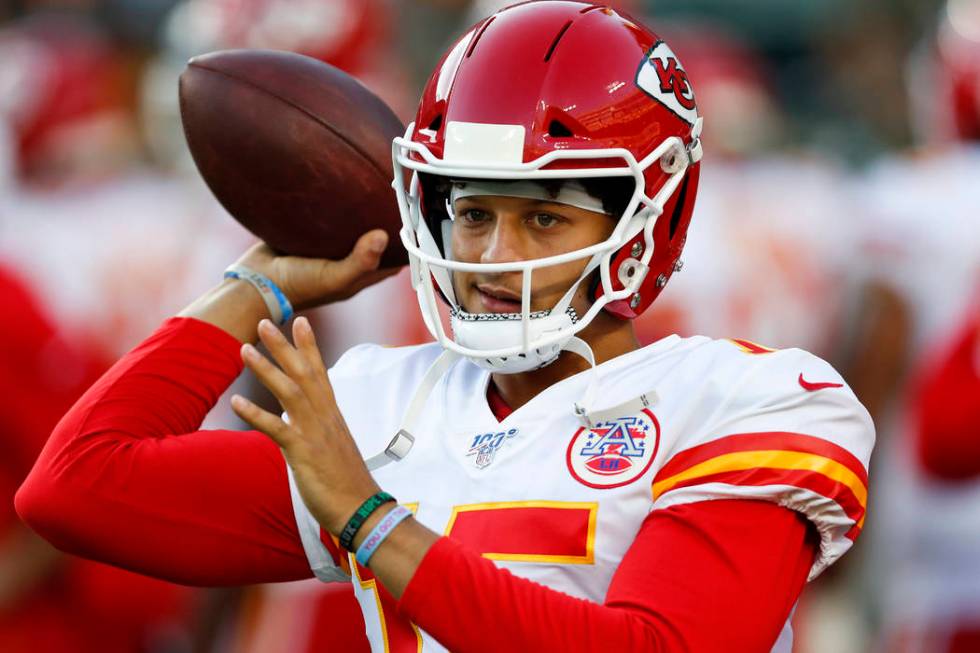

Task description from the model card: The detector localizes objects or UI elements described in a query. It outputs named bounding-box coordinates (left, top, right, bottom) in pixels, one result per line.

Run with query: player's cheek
left=570, top=272, right=598, bottom=315
left=452, top=270, right=474, bottom=309
left=449, top=229, right=481, bottom=310
left=449, top=222, right=477, bottom=262
left=532, top=260, right=587, bottom=310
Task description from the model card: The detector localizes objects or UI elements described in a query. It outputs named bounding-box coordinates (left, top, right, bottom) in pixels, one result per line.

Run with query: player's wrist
left=349, top=501, right=401, bottom=552
left=178, top=278, right=273, bottom=343
left=224, top=265, right=294, bottom=325
left=331, top=488, right=395, bottom=548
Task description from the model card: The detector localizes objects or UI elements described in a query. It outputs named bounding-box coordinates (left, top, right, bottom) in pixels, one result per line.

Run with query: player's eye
left=529, top=213, right=562, bottom=229
left=457, top=208, right=491, bottom=224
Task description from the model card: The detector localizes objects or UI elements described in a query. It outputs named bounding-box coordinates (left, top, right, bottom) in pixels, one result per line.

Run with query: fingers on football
left=230, top=395, right=292, bottom=445
left=351, top=229, right=388, bottom=270
left=317, top=229, right=388, bottom=289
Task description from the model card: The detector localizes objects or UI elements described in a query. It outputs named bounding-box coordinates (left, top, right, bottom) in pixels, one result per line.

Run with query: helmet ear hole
left=417, top=172, right=453, bottom=257
left=587, top=267, right=602, bottom=302
left=427, top=114, right=443, bottom=131
left=548, top=119, right=574, bottom=137
left=668, top=175, right=691, bottom=240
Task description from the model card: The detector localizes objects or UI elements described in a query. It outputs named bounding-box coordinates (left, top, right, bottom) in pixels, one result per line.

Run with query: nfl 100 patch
left=466, top=428, right=520, bottom=469
left=566, top=410, right=661, bottom=489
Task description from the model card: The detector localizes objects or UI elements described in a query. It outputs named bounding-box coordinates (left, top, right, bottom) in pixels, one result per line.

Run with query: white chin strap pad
left=450, top=308, right=577, bottom=374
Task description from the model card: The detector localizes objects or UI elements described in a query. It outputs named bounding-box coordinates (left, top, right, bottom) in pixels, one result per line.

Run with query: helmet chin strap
left=363, top=348, right=460, bottom=471
left=565, top=335, right=660, bottom=430
left=564, top=336, right=599, bottom=425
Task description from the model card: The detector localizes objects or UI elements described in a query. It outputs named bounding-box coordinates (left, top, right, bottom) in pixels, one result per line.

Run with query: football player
left=17, top=3, right=874, bottom=652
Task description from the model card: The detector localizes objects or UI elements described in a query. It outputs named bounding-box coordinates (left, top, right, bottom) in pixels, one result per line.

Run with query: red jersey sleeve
left=399, top=498, right=817, bottom=653
left=15, top=317, right=321, bottom=586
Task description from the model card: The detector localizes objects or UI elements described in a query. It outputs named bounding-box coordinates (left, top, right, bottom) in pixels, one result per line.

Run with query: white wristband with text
left=223, top=265, right=294, bottom=326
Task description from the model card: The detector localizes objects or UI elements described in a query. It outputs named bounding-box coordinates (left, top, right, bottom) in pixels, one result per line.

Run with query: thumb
left=349, top=229, right=388, bottom=271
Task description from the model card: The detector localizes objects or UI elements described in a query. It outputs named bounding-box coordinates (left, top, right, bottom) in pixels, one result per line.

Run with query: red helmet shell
left=938, top=1, right=980, bottom=141
left=411, top=1, right=701, bottom=318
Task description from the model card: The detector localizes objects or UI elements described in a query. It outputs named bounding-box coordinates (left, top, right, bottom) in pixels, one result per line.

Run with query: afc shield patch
left=635, top=41, right=698, bottom=127
left=566, top=409, right=661, bottom=489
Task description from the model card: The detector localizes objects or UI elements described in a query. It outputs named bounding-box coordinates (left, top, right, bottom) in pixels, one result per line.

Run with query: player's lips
left=475, top=284, right=522, bottom=313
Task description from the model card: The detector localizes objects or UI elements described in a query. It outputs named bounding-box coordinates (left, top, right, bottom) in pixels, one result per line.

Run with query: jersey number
left=351, top=500, right=597, bottom=652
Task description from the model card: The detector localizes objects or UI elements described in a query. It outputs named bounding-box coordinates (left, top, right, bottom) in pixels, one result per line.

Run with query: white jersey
left=288, top=336, right=874, bottom=653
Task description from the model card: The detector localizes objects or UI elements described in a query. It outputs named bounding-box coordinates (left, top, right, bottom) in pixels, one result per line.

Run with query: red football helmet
left=393, top=1, right=702, bottom=373
left=911, top=0, right=980, bottom=143
left=937, top=0, right=980, bottom=141
left=0, top=18, right=130, bottom=182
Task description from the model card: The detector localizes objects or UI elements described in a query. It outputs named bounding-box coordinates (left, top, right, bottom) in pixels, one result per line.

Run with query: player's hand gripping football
left=233, top=229, right=397, bottom=311
left=230, top=316, right=381, bottom=536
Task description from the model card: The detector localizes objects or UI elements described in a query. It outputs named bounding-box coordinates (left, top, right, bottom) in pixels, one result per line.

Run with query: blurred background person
left=0, top=258, right=195, bottom=653
left=854, top=2, right=980, bottom=651
left=0, top=2, right=408, bottom=651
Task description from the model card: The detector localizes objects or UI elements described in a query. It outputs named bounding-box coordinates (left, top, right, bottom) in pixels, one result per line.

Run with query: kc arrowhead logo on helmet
left=636, top=41, right=699, bottom=126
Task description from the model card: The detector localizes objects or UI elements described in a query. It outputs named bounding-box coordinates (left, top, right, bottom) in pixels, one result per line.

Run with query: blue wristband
left=224, top=265, right=294, bottom=325
left=355, top=505, right=413, bottom=567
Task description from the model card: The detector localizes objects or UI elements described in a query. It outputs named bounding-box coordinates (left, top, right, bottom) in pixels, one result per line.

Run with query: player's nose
left=480, top=215, right=528, bottom=265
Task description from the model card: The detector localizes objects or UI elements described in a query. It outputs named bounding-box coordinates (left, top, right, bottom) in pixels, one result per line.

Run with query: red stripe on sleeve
left=729, top=338, right=777, bottom=354
left=655, top=431, right=869, bottom=487
left=663, top=466, right=866, bottom=536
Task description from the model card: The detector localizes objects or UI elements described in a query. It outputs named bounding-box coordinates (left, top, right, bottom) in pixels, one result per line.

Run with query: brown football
left=179, top=49, right=407, bottom=268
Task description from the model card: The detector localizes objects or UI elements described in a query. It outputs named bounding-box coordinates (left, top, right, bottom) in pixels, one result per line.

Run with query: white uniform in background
left=858, top=146, right=980, bottom=647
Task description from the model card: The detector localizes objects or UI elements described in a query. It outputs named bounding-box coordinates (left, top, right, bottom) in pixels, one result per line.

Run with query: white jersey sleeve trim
left=285, top=460, right=350, bottom=583
left=653, top=483, right=853, bottom=580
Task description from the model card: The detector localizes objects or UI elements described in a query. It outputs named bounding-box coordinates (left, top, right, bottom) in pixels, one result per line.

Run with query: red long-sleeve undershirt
left=16, top=317, right=818, bottom=651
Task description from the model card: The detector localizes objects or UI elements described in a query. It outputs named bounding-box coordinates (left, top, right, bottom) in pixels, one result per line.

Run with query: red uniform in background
left=915, top=299, right=980, bottom=482
left=0, top=264, right=192, bottom=653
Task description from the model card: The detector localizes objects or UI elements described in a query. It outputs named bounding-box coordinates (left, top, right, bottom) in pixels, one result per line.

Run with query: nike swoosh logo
left=798, top=373, right=844, bottom=392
